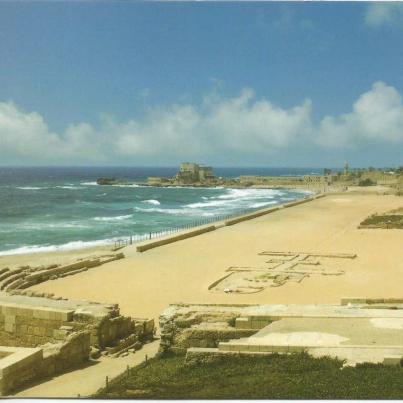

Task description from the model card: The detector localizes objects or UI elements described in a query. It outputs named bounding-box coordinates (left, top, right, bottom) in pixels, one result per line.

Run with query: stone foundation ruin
left=0, top=292, right=154, bottom=396
left=209, top=251, right=355, bottom=294
left=159, top=301, right=403, bottom=367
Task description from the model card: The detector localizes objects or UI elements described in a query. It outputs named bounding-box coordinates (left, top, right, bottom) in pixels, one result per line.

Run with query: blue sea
left=0, top=167, right=322, bottom=256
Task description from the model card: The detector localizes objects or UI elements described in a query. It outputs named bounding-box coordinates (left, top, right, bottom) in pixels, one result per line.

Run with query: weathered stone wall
left=0, top=331, right=91, bottom=396
left=0, top=302, right=73, bottom=347
left=159, top=305, right=257, bottom=355
left=0, top=294, right=155, bottom=351
left=0, top=293, right=155, bottom=395
left=39, top=331, right=90, bottom=378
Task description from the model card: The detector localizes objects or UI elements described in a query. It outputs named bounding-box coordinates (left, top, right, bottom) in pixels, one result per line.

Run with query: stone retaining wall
left=0, top=293, right=155, bottom=395
left=0, top=302, right=73, bottom=347
left=0, top=293, right=155, bottom=351
left=159, top=304, right=257, bottom=355
left=0, top=331, right=90, bottom=396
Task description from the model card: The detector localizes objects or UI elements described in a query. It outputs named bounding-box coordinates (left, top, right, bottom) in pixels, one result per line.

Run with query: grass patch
left=360, top=213, right=403, bottom=229
left=94, top=352, right=403, bottom=399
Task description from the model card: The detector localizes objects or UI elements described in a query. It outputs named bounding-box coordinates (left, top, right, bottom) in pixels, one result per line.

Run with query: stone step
left=218, top=341, right=403, bottom=355
left=5, top=278, right=26, bottom=291
left=0, top=272, right=27, bottom=290
left=0, top=267, right=10, bottom=276
left=218, top=342, right=305, bottom=353
left=0, top=268, right=24, bottom=283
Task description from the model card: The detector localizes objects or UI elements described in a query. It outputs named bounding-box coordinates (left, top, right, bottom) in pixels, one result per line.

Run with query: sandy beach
left=1, top=193, right=402, bottom=322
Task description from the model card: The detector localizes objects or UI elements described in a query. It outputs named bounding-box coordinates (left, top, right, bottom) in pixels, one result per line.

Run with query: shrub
left=359, top=178, right=376, bottom=186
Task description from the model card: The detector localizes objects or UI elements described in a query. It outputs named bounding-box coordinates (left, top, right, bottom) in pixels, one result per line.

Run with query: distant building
left=175, top=163, right=216, bottom=184
left=344, top=162, right=349, bottom=176
left=397, top=175, right=403, bottom=195
left=360, top=170, right=398, bottom=186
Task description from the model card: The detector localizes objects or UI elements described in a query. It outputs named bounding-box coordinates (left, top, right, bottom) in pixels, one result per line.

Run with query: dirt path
left=13, top=341, right=159, bottom=398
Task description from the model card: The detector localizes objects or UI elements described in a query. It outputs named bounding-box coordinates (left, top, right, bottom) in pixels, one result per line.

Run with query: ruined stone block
left=4, top=322, right=16, bottom=333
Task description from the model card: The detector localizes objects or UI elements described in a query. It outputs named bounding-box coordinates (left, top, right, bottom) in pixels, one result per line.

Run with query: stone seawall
left=136, top=225, right=216, bottom=252
left=136, top=193, right=326, bottom=253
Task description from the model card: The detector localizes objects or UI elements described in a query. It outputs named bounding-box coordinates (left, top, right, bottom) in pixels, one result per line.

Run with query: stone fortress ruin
left=148, top=162, right=219, bottom=186
left=0, top=288, right=154, bottom=395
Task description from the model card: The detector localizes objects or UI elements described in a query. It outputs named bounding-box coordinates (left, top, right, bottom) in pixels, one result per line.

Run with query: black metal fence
left=112, top=195, right=310, bottom=249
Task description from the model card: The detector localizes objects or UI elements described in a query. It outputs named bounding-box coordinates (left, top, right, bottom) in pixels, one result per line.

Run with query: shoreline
left=24, top=191, right=402, bottom=321
left=0, top=187, right=317, bottom=260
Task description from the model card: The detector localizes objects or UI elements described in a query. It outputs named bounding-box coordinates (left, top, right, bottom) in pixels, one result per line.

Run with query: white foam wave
left=0, top=239, right=115, bottom=256
left=56, top=186, right=83, bottom=190
left=16, top=186, right=46, bottom=190
left=216, top=188, right=282, bottom=200
left=186, top=199, right=231, bottom=209
left=142, top=199, right=161, bottom=205
left=184, top=188, right=284, bottom=211
left=134, top=206, right=219, bottom=218
left=248, top=201, right=278, bottom=208
left=112, top=184, right=141, bottom=188
left=80, top=181, right=98, bottom=186
left=17, top=222, right=89, bottom=230
left=93, top=214, right=133, bottom=222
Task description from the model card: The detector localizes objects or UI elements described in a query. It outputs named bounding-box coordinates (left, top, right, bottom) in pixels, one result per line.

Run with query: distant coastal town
left=97, top=162, right=403, bottom=194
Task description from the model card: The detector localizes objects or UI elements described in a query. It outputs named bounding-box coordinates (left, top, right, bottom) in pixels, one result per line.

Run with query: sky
left=0, top=1, right=403, bottom=168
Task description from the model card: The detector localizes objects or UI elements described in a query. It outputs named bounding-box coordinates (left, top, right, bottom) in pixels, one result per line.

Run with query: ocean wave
left=80, top=181, right=98, bottom=186
left=112, top=184, right=141, bottom=188
left=183, top=188, right=283, bottom=210
left=55, top=185, right=83, bottom=190
left=186, top=199, right=232, bottom=209
left=10, top=222, right=89, bottom=231
left=93, top=214, right=133, bottom=221
left=248, top=201, right=278, bottom=208
left=142, top=199, right=161, bottom=205
left=16, top=186, right=47, bottom=190
left=134, top=206, right=216, bottom=217
left=0, top=239, right=115, bottom=256
left=216, top=188, right=282, bottom=200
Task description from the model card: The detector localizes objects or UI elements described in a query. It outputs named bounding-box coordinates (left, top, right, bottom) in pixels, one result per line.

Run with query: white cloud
left=365, top=3, right=403, bottom=28
left=1, top=81, right=403, bottom=165
left=0, top=102, right=61, bottom=160
left=317, top=81, right=403, bottom=148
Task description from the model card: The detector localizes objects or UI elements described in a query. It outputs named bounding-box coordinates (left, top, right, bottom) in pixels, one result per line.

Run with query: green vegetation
left=360, top=213, right=403, bottom=229
left=358, top=178, right=376, bottom=186
left=94, top=352, right=403, bottom=399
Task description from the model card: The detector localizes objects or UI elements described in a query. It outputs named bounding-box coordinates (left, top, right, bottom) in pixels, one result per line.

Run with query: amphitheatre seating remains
left=0, top=253, right=124, bottom=292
